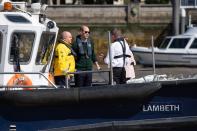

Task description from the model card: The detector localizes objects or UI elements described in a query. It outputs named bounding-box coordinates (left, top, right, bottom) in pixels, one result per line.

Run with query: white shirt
left=104, top=39, right=134, bottom=67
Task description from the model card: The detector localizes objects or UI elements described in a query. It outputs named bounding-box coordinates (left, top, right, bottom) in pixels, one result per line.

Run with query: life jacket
left=56, top=39, right=77, bottom=57
left=76, top=38, right=92, bottom=58
left=53, top=40, right=75, bottom=76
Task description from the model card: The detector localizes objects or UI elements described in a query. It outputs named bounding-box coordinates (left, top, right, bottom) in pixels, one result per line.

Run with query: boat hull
left=0, top=80, right=197, bottom=130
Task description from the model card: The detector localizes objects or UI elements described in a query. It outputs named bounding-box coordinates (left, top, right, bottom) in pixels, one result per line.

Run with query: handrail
left=0, top=72, right=57, bottom=88
left=66, top=69, right=111, bottom=88
left=67, top=69, right=110, bottom=75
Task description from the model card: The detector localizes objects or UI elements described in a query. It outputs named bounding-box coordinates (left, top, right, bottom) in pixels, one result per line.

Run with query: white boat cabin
left=0, top=1, right=59, bottom=87
left=159, top=27, right=197, bottom=50
left=131, top=27, right=197, bottom=66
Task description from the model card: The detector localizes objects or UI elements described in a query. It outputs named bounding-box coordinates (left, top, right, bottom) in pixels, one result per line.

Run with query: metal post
left=189, top=15, right=192, bottom=27
left=172, top=0, right=180, bottom=35
left=151, top=36, right=156, bottom=75
left=108, top=31, right=114, bottom=85
left=181, top=8, right=186, bottom=33
left=65, top=76, right=69, bottom=89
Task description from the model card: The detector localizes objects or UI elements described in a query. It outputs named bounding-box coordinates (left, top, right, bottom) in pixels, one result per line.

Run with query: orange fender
left=7, top=74, right=32, bottom=90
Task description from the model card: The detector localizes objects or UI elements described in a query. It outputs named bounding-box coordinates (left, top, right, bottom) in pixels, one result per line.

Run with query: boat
left=131, top=27, right=197, bottom=66
left=0, top=1, right=197, bottom=131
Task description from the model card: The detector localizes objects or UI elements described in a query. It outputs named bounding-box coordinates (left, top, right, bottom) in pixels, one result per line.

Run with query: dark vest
left=76, top=38, right=92, bottom=57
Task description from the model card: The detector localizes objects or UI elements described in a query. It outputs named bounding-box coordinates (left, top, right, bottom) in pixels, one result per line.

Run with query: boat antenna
left=13, top=4, right=32, bottom=16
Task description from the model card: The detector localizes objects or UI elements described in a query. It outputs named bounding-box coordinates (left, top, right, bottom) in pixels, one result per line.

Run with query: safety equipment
left=76, top=38, right=92, bottom=58
left=53, top=42, right=75, bottom=76
left=7, top=74, right=32, bottom=90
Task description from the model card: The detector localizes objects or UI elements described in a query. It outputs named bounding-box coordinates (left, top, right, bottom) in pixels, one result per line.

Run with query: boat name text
left=143, top=104, right=180, bottom=112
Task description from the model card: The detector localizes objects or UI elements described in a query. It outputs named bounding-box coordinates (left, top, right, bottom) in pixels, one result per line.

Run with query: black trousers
left=54, top=75, right=70, bottom=88
left=74, top=71, right=92, bottom=87
left=113, top=67, right=126, bottom=84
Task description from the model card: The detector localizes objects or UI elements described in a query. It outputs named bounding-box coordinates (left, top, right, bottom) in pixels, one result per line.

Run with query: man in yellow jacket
left=53, top=31, right=75, bottom=87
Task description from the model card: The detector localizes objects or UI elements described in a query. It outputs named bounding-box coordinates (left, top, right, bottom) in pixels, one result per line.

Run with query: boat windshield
left=169, top=38, right=189, bottom=48
left=9, top=32, right=35, bottom=63
left=190, top=38, right=197, bottom=49
left=36, top=32, right=56, bottom=65
left=159, top=38, right=171, bottom=49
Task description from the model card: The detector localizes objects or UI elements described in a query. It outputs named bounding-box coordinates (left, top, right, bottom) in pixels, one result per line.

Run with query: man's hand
left=62, top=69, right=68, bottom=75
left=95, top=61, right=101, bottom=70
left=97, top=65, right=101, bottom=70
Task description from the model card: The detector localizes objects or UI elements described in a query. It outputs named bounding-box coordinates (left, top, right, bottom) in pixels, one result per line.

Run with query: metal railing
left=66, top=69, right=111, bottom=88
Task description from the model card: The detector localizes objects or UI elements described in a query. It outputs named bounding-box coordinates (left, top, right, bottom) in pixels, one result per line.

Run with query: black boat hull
left=0, top=79, right=197, bottom=131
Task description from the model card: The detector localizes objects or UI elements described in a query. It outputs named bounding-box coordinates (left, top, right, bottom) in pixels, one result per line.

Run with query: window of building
left=9, top=32, right=35, bottom=64
left=36, top=32, right=56, bottom=65
left=169, top=38, right=189, bottom=48
left=181, top=0, right=196, bottom=7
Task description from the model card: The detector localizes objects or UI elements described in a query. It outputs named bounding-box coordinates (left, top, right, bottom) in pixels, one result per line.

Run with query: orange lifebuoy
left=7, top=74, right=32, bottom=90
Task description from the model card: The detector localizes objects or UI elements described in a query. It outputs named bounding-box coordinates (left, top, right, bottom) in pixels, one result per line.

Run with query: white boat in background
left=131, top=27, right=197, bottom=66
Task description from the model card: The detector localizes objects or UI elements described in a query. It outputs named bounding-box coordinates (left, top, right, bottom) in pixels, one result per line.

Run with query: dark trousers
left=113, top=67, right=126, bottom=84
left=54, top=75, right=70, bottom=88
left=74, top=71, right=92, bottom=87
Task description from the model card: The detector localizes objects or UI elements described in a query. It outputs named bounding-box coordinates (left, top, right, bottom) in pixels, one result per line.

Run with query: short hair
left=111, top=28, right=122, bottom=38
left=80, top=25, right=88, bottom=32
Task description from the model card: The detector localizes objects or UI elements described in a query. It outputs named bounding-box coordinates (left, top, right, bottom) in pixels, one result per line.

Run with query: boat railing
left=66, top=69, right=111, bottom=88
left=0, top=72, right=57, bottom=89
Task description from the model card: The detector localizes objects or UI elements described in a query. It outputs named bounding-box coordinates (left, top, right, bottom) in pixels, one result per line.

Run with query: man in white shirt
left=104, top=28, right=135, bottom=84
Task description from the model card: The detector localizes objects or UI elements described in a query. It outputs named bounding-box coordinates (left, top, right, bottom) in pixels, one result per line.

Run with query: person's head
left=61, top=31, right=72, bottom=44
left=80, top=25, right=90, bottom=40
left=111, top=28, right=122, bottom=42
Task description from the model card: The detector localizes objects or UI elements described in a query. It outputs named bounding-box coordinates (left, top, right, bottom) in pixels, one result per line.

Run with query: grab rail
left=0, top=72, right=57, bottom=88
left=66, top=69, right=111, bottom=88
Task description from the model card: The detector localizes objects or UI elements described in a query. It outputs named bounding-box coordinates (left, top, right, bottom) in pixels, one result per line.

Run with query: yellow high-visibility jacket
left=53, top=41, right=75, bottom=76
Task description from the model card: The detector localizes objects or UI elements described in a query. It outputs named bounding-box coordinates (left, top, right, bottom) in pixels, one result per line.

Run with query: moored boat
left=131, top=27, right=197, bottom=66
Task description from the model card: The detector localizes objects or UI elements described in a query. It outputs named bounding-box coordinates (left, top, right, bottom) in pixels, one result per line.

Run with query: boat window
left=9, top=32, right=35, bottom=63
left=159, top=38, right=171, bottom=49
left=190, top=38, right=197, bottom=49
left=36, top=32, right=56, bottom=65
left=169, top=38, right=189, bottom=48
left=0, top=32, right=2, bottom=63
left=5, top=15, right=31, bottom=23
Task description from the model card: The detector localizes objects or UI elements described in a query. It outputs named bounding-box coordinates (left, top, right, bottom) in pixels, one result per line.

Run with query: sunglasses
left=84, top=31, right=90, bottom=34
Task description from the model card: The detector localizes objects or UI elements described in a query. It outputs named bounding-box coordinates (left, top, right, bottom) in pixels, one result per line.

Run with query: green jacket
left=72, top=35, right=97, bottom=70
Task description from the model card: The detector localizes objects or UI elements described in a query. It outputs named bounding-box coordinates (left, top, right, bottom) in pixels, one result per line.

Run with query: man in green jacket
left=72, top=25, right=100, bottom=87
